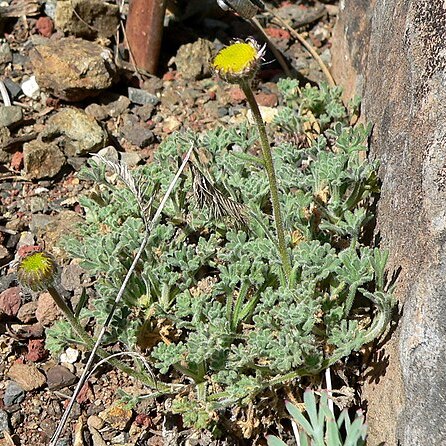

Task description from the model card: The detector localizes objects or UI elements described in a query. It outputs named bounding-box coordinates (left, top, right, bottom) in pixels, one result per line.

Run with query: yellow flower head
left=212, top=39, right=265, bottom=84
left=17, top=250, right=59, bottom=292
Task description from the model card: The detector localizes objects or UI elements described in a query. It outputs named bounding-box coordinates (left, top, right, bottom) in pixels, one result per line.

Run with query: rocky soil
left=0, top=1, right=338, bottom=445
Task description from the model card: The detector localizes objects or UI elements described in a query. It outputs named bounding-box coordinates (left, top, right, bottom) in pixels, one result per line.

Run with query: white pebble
left=60, top=347, right=79, bottom=364
left=21, top=76, right=40, bottom=99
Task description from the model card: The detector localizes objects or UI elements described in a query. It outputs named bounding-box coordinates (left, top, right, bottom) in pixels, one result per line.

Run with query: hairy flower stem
left=240, top=79, right=292, bottom=280
left=46, top=286, right=167, bottom=392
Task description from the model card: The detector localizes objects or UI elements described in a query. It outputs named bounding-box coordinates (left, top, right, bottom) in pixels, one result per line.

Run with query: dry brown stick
left=266, top=6, right=336, bottom=87
left=250, top=16, right=292, bottom=77
left=118, top=19, right=145, bottom=83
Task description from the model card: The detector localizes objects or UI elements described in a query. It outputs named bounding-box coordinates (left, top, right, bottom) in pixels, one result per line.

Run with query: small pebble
left=0, top=245, right=9, bottom=261
left=87, top=415, right=105, bottom=430
left=0, top=409, right=10, bottom=434
left=3, top=78, right=22, bottom=99
left=120, top=152, right=142, bottom=167
left=10, top=410, right=24, bottom=429
left=60, top=262, right=83, bottom=292
left=59, top=347, right=79, bottom=364
left=46, top=365, right=77, bottom=390
left=217, top=107, right=228, bottom=118
left=44, top=0, right=57, bottom=19
left=26, top=339, right=48, bottom=362
left=7, top=362, right=46, bottom=391
left=9, top=322, right=44, bottom=339
left=247, top=106, right=278, bottom=124
left=102, top=95, right=130, bottom=118
left=99, top=403, right=133, bottom=430
left=0, top=287, right=21, bottom=317
left=120, top=123, right=155, bottom=148
left=16, top=301, right=37, bottom=323
left=255, top=92, right=278, bottom=107
left=3, top=381, right=25, bottom=406
left=96, top=146, right=119, bottom=163
left=128, top=87, right=159, bottom=106
left=35, top=16, right=54, bottom=37
left=10, top=151, right=23, bottom=171
left=162, top=116, right=181, bottom=134
left=0, top=42, right=12, bottom=66
left=21, top=76, right=40, bottom=99
left=110, top=432, right=128, bottom=444
left=0, top=106, right=23, bottom=129
left=85, top=103, right=108, bottom=121
left=36, top=291, right=62, bottom=326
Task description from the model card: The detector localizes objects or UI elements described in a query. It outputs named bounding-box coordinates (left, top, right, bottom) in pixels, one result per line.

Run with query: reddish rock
left=10, top=151, right=23, bottom=171
left=228, top=86, right=245, bottom=103
left=16, top=301, right=37, bottom=323
left=162, top=71, right=176, bottom=81
left=17, top=244, right=42, bottom=259
left=76, top=382, right=94, bottom=404
left=134, top=413, right=153, bottom=428
left=264, top=27, right=291, bottom=40
left=36, top=292, right=61, bottom=326
left=35, top=16, right=54, bottom=37
left=0, top=287, right=22, bottom=317
left=26, top=339, right=48, bottom=362
left=255, top=92, right=278, bottom=107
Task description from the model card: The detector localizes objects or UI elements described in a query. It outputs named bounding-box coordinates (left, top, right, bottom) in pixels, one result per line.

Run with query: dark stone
left=128, top=87, right=159, bottom=106
left=4, top=381, right=25, bottom=406
left=0, top=274, right=18, bottom=294
left=46, top=365, right=77, bottom=390
left=332, top=1, right=446, bottom=445
left=3, top=78, right=22, bottom=99
left=120, top=123, right=155, bottom=148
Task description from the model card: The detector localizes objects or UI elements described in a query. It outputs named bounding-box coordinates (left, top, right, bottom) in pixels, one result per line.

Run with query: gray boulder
left=332, top=1, right=446, bottom=445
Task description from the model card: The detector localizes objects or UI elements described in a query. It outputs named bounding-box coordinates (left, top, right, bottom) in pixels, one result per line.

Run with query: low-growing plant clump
left=44, top=68, right=394, bottom=438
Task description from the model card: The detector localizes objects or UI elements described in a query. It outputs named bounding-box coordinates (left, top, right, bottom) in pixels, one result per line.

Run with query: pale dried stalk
left=325, top=366, right=334, bottom=415
left=0, top=80, right=11, bottom=106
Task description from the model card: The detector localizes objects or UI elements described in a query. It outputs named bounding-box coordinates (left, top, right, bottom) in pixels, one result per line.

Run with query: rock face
left=0, top=106, right=23, bottom=129
left=30, top=37, right=117, bottom=101
left=23, top=140, right=65, bottom=179
left=175, top=38, right=214, bottom=80
left=55, top=0, right=119, bottom=39
left=42, top=108, right=108, bottom=156
left=332, top=1, right=446, bottom=445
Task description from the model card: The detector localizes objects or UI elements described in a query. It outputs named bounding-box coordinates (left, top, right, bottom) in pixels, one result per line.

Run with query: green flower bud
left=17, top=250, right=59, bottom=292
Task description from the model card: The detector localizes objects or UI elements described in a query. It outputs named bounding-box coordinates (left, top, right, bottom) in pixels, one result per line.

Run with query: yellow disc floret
left=17, top=250, right=59, bottom=292
left=212, top=39, right=264, bottom=84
